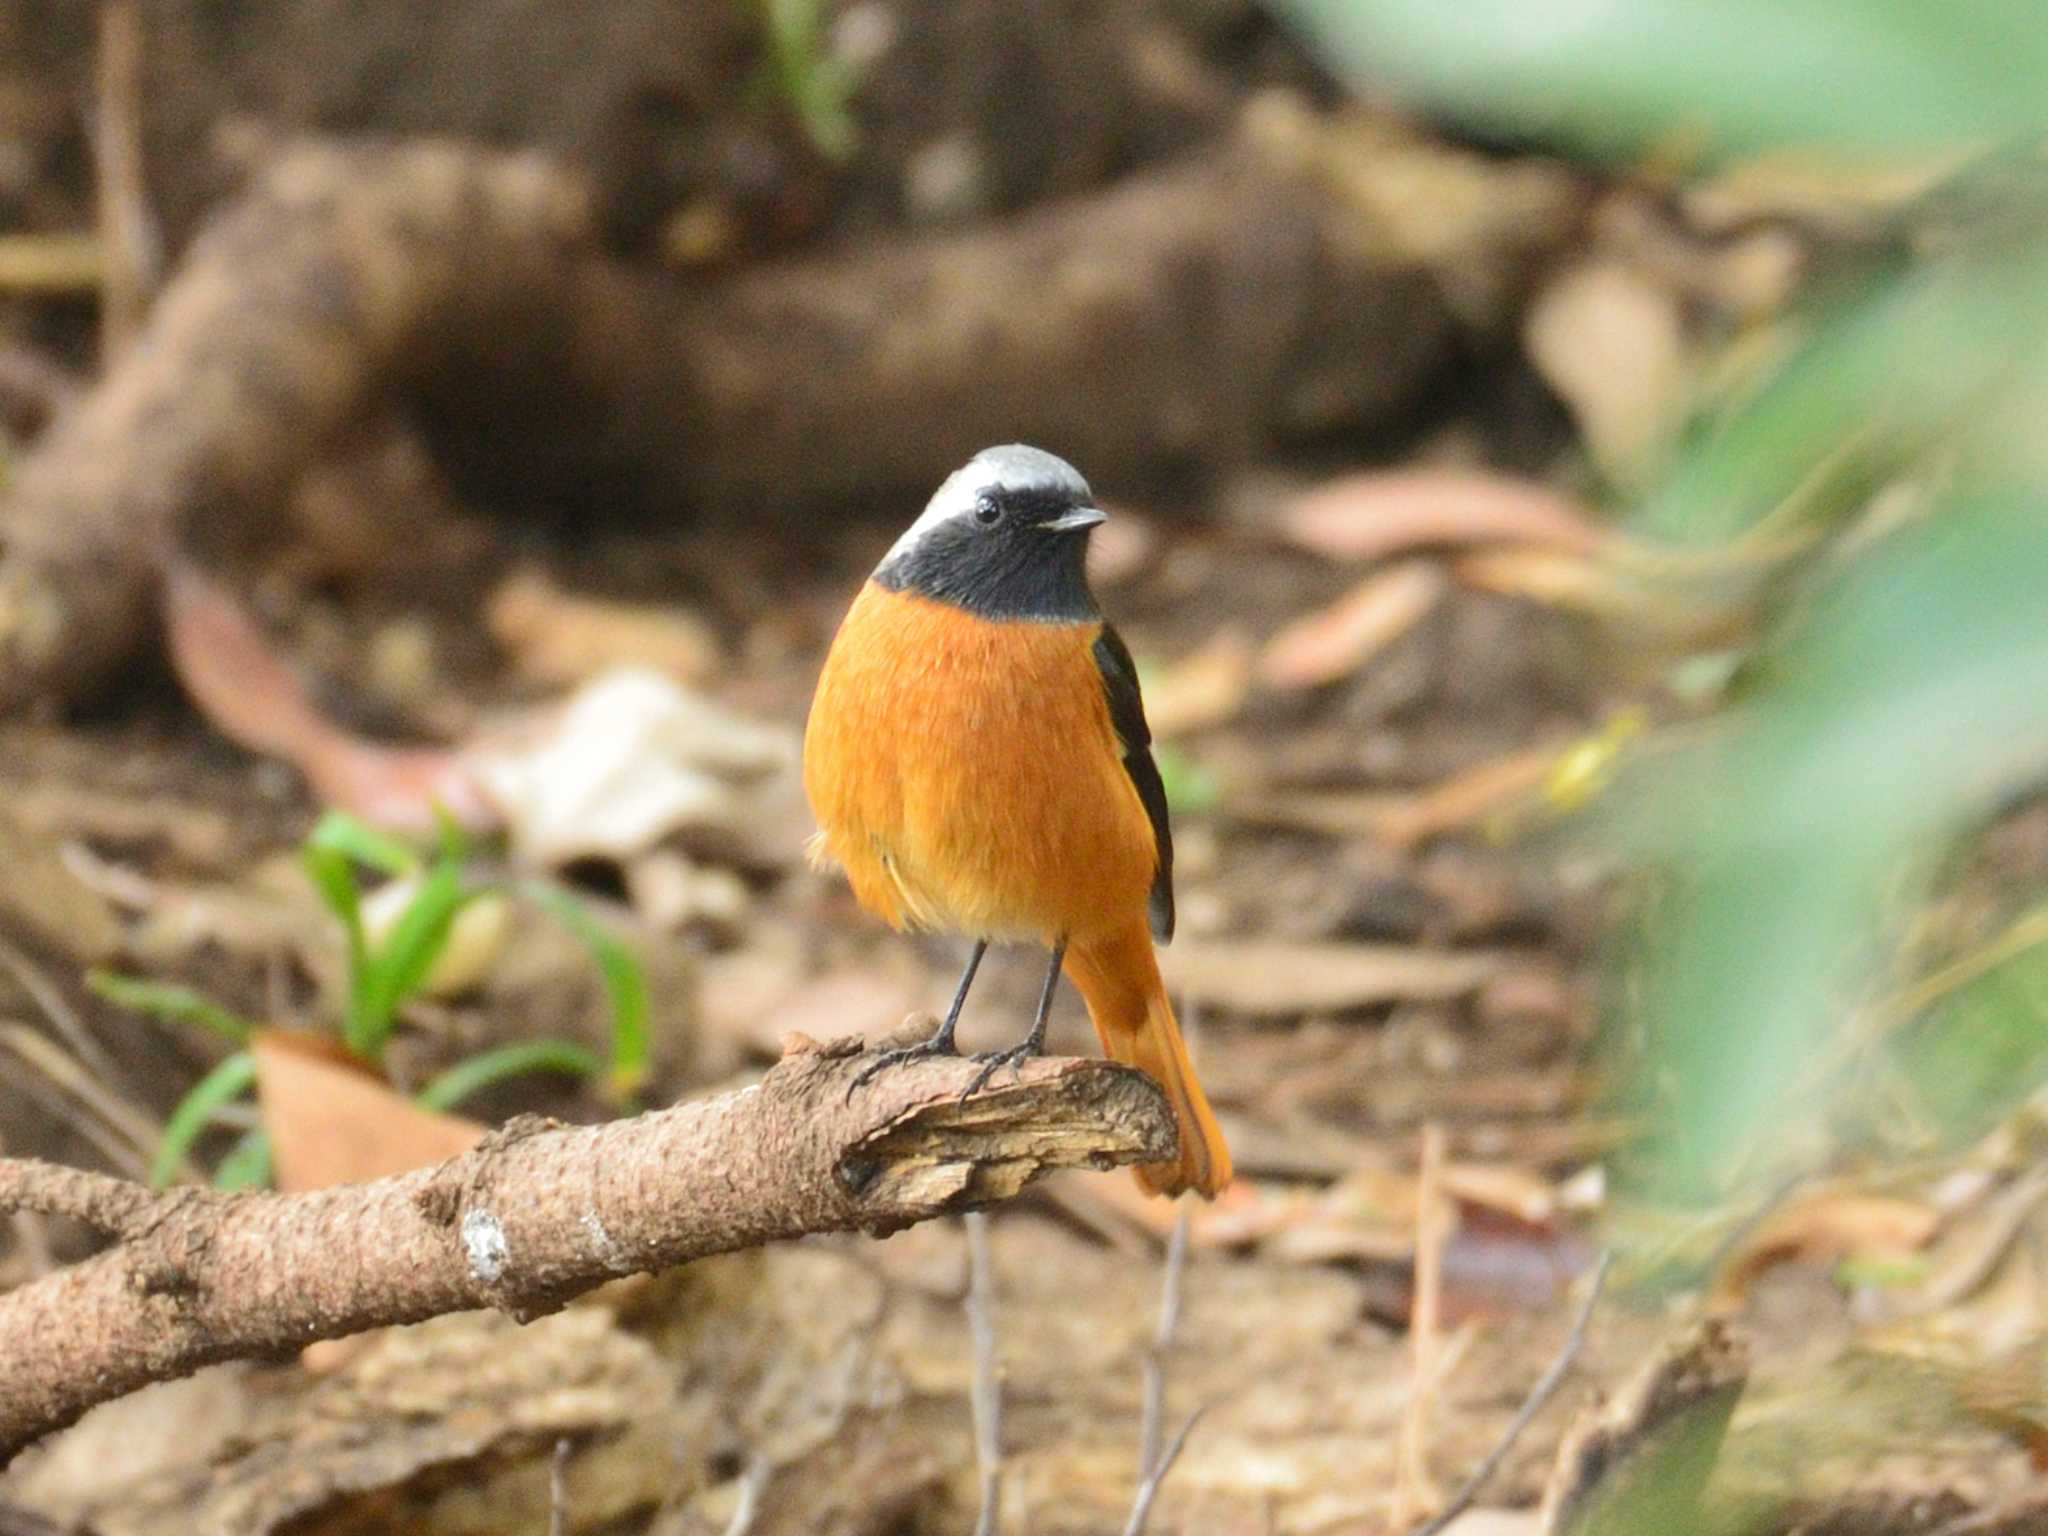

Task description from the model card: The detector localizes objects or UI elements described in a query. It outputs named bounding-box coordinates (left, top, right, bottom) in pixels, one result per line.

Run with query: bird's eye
left=973, top=492, right=1003, bottom=526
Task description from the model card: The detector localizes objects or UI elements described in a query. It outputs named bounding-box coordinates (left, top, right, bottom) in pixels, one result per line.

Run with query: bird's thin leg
left=962, top=935, right=1067, bottom=1101
left=847, top=938, right=988, bottom=1098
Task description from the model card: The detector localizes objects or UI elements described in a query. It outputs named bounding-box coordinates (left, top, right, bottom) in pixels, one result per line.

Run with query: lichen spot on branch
left=461, top=1206, right=511, bottom=1286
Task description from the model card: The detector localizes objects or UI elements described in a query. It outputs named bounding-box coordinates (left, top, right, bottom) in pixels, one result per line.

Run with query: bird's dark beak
left=1038, top=507, right=1106, bottom=533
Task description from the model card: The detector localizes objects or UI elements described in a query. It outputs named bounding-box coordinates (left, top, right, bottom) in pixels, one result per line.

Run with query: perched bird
left=803, top=444, right=1232, bottom=1198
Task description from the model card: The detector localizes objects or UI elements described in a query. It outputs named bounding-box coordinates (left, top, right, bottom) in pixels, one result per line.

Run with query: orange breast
left=803, top=582, right=1157, bottom=943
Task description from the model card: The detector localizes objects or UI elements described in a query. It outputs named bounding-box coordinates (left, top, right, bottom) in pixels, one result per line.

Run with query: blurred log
left=0, top=1039, right=1175, bottom=1466
left=0, top=101, right=1585, bottom=711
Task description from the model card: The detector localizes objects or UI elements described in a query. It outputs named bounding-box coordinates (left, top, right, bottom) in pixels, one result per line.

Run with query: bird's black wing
left=1093, top=624, right=1174, bottom=941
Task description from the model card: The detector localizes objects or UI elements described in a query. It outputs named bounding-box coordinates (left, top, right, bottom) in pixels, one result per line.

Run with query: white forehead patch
left=881, top=444, right=1091, bottom=567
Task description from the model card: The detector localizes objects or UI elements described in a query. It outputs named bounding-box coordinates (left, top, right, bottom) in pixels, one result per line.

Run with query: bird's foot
left=959, top=1040, right=1040, bottom=1102
left=845, top=1025, right=958, bottom=1102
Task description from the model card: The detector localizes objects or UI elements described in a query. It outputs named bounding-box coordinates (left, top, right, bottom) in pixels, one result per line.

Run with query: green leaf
left=302, top=842, right=372, bottom=1048
left=302, top=842, right=364, bottom=929
left=153, top=1050, right=257, bottom=1188
left=87, top=971, right=256, bottom=1044
left=415, top=1039, right=602, bottom=1113
left=520, top=881, right=651, bottom=1099
left=213, top=1128, right=274, bottom=1191
left=1276, top=0, right=2048, bottom=160
left=1600, top=497, right=2048, bottom=1201
left=1634, top=252, right=2048, bottom=546
left=758, top=0, right=859, bottom=160
left=430, top=803, right=474, bottom=867
left=352, top=858, right=479, bottom=1063
left=306, top=810, right=422, bottom=878
left=1883, top=928, right=2048, bottom=1147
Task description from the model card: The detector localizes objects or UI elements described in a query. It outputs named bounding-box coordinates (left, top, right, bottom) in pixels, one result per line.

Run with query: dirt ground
left=2, top=3, right=2047, bottom=1534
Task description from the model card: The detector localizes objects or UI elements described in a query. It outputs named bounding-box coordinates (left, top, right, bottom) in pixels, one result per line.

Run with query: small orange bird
left=803, top=445, right=1232, bottom=1199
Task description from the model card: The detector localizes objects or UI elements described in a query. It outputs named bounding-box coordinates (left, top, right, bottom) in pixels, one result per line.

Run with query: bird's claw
left=844, top=1034, right=958, bottom=1103
left=959, top=1042, right=1037, bottom=1102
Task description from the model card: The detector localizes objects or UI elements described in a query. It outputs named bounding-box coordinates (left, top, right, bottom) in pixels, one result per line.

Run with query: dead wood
left=1539, top=1319, right=1749, bottom=1536
left=0, top=103, right=1584, bottom=712
left=0, top=1040, right=1174, bottom=1466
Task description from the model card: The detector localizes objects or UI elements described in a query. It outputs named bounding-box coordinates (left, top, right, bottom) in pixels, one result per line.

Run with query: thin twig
left=1122, top=1406, right=1207, bottom=1536
left=1410, top=1250, right=1614, bottom=1536
left=0, top=237, right=102, bottom=295
left=0, top=1022, right=160, bottom=1181
left=547, top=1437, right=571, bottom=1536
left=0, top=933, right=128, bottom=1100
left=1395, top=1122, right=1452, bottom=1526
left=721, top=1458, right=769, bottom=1536
left=93, top=0, right=157, bottom=358
left=1137, top=1202, right=1191, bottom=1480
left=0, top=1156, right=164, bottom=1236
left=965, top=1210, right=1003, bottom=1536
left=1125, top=998, right=1207, bottom=1536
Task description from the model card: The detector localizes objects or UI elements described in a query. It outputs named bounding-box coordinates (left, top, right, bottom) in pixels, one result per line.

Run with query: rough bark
left=0, top=1038, right=1175, bottom=1466
left=0, top=104, right=1584, bottom=712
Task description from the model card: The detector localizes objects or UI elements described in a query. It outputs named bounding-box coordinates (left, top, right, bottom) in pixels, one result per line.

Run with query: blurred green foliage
left=1280, top=0, right=2048, bottom=1213
left=753, top=0, right=859, bottom=160
left=1278, top=0, right=2048, bottom=160
left=96, top=812, right=648, bottom=1188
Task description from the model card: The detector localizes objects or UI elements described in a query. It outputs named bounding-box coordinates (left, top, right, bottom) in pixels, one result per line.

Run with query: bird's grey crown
left=880, top=443, right=1093, bottom=569
left=967, top=443, right=1091, bottom=503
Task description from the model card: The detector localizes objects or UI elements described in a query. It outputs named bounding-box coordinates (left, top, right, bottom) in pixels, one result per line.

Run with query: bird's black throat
left=874, top=486, right=1099, bottom=623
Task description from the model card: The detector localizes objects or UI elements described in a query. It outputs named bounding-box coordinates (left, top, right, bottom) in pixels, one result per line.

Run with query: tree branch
left=0, top=110, right=1582, bottom=711
left=0, top=1036, right=1174, bottom=1466
left=0, top=1158, right=163, bottom=1238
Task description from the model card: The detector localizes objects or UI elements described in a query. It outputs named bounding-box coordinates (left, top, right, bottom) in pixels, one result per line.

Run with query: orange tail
left=1064, top=922, right=1232, bottom=1199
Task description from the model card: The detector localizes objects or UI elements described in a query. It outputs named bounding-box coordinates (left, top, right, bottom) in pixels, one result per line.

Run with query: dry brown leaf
left=624, top=849, right=752, bottom=935
left=1681, top=148, right=1962, bottom=237
left=1524, top=261, right=1687, bottom=484
left=1257, top=560, right=1448, bottom=691
left=163, top=560, right=496, bottom=834
left=1053, top=1164, right=1273, bottom=1246
left=1262, top=1213, right=1416, bottom=1266
left=1281, top=468, right=1609, bottom=565
left=249, top=1029, right=484, bottom=1194
left=1713, top=1189, right=1940, bottom=1306
left=1159, top=940, right=1507, bottom=1015
left=9, top=781, right=238, bottom=870
left=1451, top=549, right=1627, bottom=612
left=1382, top=747, right=1566, bottom=848
left=467, top=666, right=798, bottom=866
left=1452, top=550, right=1741, bottom=648
left=1323, top=1161, right=1559, bottom=1229
left=486, top=565, right=723, bottom=687
left=1442, top=1163, right=1562, bottom=1226
left=1141, top=627, right=1253, bottom=739
left=1230, top=744, right=1560, bottom=851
